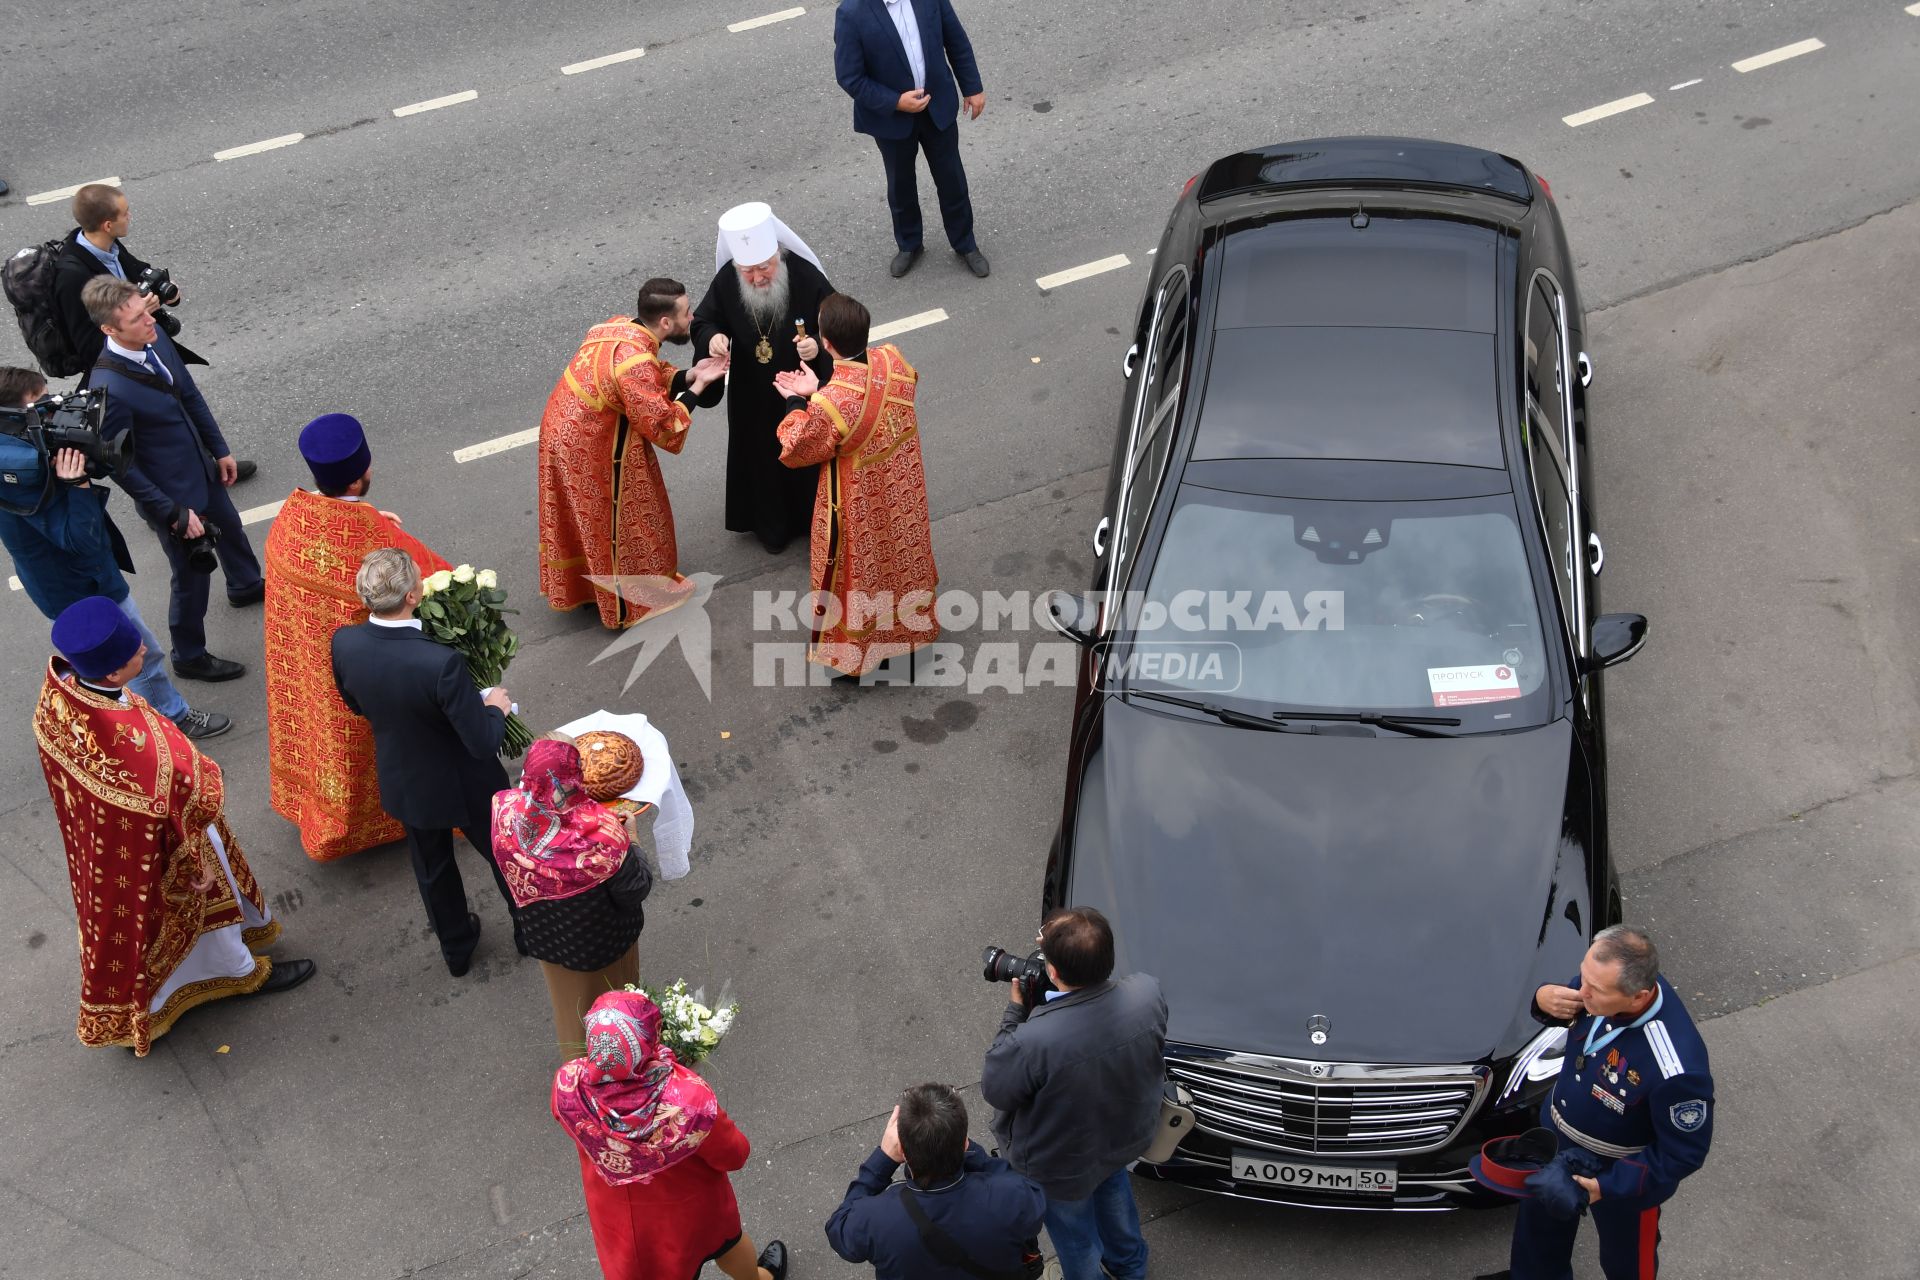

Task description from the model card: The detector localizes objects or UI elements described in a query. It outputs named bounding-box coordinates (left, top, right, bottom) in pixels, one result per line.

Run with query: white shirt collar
left=328, top=493, right=362, bottom=502
left=104, top=335, right=149, bottom=364
left=367, top=615, right=422, bottom=630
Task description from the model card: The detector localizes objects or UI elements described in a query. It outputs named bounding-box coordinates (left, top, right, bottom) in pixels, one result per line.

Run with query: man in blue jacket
left=0, top=366, right=228, bottom=738
left=82, top=275, right=261, bottom=683
left=833, top=0, right=989, bottom=279
left=827, top=1082, right=1045, bottom=1279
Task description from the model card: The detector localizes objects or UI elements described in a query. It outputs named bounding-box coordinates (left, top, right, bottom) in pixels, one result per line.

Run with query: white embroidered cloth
left=554, top=710, right=694, bottom=880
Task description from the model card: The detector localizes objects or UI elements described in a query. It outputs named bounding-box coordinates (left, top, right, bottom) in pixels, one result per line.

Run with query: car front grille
left=1166, top=1050, right=1488, bottom=1157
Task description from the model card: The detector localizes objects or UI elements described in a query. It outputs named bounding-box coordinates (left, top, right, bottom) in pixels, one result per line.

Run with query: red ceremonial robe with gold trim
left=537, top=319, right=694, bottom=629
left=264, top=489, right=451, bottom=860
left=776, top=344, right=938, bottom=676
left=34, top=661, right=278, bottom=1055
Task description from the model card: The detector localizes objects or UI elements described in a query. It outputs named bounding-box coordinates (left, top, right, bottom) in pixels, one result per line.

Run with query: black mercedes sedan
left=1038, top=138, right=1647, bottom=1209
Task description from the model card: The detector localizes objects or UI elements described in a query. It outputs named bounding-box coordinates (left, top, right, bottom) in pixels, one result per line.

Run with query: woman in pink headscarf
left=493, top=738, right=653, bottom=1050
left=554, top=990, right=789, bottom=1280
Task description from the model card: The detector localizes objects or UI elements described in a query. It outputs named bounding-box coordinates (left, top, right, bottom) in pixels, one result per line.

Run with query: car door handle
left=1587, top=530, right=1604, bottom=574
left=1123, top=343, right=1139, bottom=379
left=1577, top=351, right=1593, bottom=389
left=1093, top=516, right=1111, bottom=558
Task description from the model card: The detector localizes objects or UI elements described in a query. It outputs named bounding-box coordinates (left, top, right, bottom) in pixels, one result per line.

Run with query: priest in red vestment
left=538, top=278, right=727, bottom=629
left=34, top=597, right=315, bottom=1056
left=265, top=414, right=451, bottom=860
left=773, top=292, right=939, bottom=678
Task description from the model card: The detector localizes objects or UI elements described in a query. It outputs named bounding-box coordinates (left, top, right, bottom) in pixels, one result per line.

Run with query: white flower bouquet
left=636, top=979, right=739, bottom=1066
left=415, top=564, right=532, bottom=756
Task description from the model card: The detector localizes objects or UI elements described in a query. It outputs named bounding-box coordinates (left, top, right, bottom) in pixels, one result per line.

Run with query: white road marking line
left=214, top=133, right=305, bottom=162
left=1669, top=78, right=1703, bottom=91
left=8, top=576, right=20, bottom=592
left=1909, top=3, right=1920, bottom=14
left=456, top=428, right=539, bottom=463
left=562, top=47, right=646, bottom=75
left=869, top=308, right=948, bottom=341
left=1036, top=254, right=1132, bottom=290
left=393, top=89, right=478, bottom=117
left=728, top=6, right=805, bottom=32
left=1732, top=38, right=1823, bottom=73
left=1562, top=93, right=1655, bottom=128
left=239, top=500, right=285, bottom=526
left=25, top=176, right=121, bottom=207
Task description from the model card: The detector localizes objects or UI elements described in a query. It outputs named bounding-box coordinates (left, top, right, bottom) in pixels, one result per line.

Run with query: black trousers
left=875, top=112, right=976, bottom=254
left=401, top=781, right=517, bottom=969
left=143, top=481, right=263, bottom=662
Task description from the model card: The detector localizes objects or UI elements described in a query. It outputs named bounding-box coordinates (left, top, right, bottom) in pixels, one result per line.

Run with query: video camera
left=0, top=387, right=131, bottom=515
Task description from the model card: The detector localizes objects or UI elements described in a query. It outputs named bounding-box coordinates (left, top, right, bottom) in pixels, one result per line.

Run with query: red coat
left=579, top=1107, right=751, bottom=1280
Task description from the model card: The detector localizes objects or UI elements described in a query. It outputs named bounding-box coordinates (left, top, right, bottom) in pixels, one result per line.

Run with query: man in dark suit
left=83, top=275, right=262, bottom=682
left=834, top=0, right=989, bottom=279
left=332, top=547, right=520, bottom=977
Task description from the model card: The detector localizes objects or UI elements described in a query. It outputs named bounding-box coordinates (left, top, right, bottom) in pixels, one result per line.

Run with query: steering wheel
left=1400, top=593, right=1488, bottom=632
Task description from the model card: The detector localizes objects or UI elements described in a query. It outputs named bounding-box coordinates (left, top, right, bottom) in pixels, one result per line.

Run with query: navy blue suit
left=834, top=0, right=983, bottom=254
left=825, top=1141, right=1045, bottom=1280
left=91, top=328, right=261, bottom=661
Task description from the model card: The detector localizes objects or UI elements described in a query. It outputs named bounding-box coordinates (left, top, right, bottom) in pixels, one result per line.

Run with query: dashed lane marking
left=214, top=133, right=305, bottom=162
left=562, top=47, right=646, bottom=75
left=1562, top=93, right=1655, bottom=128
left=1732, top=38, right=1824, bottom=73
left=1669, top=78, right=1703, bottom=91
left=394, top=90, right=479, bottom=118
left=869, top=308, right=948, bottom=341
left=455, top=429, right=540, bottom=463
left=8, top=576, right=19, bottom=592
left=239, top=500, right=285, bottom=526
left=1035, top=255, right=1132, bottom=290
left=728, top=7, right=806, bottom=32
left=1909, top=3, right=1920, bottom=14
left=25, top=176, right=121, bottom=208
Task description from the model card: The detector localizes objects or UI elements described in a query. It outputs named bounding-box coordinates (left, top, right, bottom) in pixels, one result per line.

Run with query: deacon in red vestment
left=265, top=413, right=451, bottom=860
left=774, top=292, right=939, bottom=678
left=537, top=278, right=727, bottom=629
left=34, top=597, right=315, bottom=1056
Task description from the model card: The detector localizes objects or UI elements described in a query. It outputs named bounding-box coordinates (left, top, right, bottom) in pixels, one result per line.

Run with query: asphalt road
left=3, top=1, right=1919, bottom=1277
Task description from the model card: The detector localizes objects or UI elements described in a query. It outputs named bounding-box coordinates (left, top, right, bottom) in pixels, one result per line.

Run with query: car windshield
left=1123, top=486, right=1554, bottom=729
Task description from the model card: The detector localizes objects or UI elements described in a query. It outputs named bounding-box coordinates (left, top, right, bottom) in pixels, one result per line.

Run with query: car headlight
left=1497, top=1025, right=1569, bottom=1107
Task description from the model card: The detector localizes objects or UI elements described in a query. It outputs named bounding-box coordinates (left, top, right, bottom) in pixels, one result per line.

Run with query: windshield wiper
left=1269, top=710, right=1462, bottom=739
left=1126, top=689, right=1302, bottom=732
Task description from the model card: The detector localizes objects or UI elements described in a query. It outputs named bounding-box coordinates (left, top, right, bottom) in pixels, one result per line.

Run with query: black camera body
left=982, top=945, right=1056, bottom=1007
left=178, top=517, right=222, bottom=574
left=136, top=266, right=183, bottom=337
left=0, top=387, right=131, bottom=515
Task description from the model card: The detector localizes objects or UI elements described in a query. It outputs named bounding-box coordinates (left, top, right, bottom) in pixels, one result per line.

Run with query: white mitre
left=715, top=202, right=824, bottom=274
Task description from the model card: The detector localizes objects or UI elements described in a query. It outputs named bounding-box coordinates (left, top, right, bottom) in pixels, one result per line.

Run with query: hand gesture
left=963, top=93, right=985, bottom=120
left=1535, top=982, right=1584, bottom=1021
left=483, top=686, right=513, bottom=713
left=897, top=89, right=931, bottom=113
left=880, top=1105, right=906, bottom=1162
left=774, top=365, right=819, bottom=399
left=53, top=448, right=90, bottom=484
left=708, top=334, right=731, bottom=360
left=690, top=354, right=729, bottom=392
left=795, top=334, right=819, bottom=362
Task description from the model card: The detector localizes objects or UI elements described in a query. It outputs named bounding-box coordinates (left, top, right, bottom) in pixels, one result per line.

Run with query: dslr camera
left=136, top=266, right=183, bottom=338
left=176, top=515, right=222, bottom=574
left=982, top=944, right=1055, bottom=1007
left=0, top=387, right=131, bottom=515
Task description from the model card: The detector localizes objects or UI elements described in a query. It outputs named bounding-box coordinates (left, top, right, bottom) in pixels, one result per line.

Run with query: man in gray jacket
left=980, top=907, right=1168, bottom=1280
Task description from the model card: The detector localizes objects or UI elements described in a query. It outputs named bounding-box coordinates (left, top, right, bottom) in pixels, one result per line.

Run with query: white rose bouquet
left=415, top=564, right=532, bottom=756
left=635, top=980, right=739, bottom=1066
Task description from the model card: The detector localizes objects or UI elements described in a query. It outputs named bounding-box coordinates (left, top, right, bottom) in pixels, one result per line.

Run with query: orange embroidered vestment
left=777, top=344, right=939, bottom=676
left=264, top=489, right=451, bottom=860
left=537, top=319, right=694, bottom=629
left=34, top=661, right=278, bottom=1055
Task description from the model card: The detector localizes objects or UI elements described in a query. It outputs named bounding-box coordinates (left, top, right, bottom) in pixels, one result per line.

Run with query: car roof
left=1190, top=216, right=1507, bottom=469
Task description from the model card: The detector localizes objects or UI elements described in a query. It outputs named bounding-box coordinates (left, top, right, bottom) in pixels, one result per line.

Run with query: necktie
left=143, top=347, right=173, bottom=385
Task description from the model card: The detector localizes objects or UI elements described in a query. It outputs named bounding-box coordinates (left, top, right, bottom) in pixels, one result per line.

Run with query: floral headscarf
left=551, top=990, right=719, bottom=1185
left=490, top=740, right=629, bottom=908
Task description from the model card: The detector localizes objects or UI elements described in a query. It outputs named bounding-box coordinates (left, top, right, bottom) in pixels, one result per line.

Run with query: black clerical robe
left=692, top=254, right=836, bottom=549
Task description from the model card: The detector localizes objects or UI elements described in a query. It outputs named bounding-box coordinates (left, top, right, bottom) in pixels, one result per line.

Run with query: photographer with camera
left=979, top=908, right=1167, bottom=1280
left=0, top=367, right=228, bottom=737
left=83, top=276, right=262, bottom=682
left=826, top=1082, right=1046, bottom=1280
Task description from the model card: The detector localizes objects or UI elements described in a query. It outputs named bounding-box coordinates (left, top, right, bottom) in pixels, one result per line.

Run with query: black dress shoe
left=757, top=532, right=792, bottom=555
left=173, top=653, right=246, bottom=682
left=889, top=247, right=922, bottom=278
left=757, top=1240, right=788, bottom=1280
left=172, top=708, right=232, bottom=740
left=227, top=583, right=265, bottom=607
left=962, top=249, right=990, bottom=278
left=446, top=912, right=482, bottom=977
left=256, top=957, right=315, bottom=994
left=232, top=459, right=257, bottom=482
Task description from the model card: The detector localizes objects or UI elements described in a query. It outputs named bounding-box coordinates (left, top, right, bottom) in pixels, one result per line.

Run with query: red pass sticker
left=1426, top=664, right=1523, bottom=707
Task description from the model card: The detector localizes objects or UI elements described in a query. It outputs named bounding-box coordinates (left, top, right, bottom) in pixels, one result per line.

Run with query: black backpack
left=3, top=240, right=85, bottom=378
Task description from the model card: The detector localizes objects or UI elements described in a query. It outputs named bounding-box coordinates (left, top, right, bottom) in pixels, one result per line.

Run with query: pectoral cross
left=754, top=336, right=773, bottom=364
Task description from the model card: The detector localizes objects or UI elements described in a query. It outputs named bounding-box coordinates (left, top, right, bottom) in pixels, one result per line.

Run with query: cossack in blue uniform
left=1511, top=973, right=1714, bottom=1280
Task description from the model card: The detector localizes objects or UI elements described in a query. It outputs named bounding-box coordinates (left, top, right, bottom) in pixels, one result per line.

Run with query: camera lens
left=982, top=946, right=1010, bottom=983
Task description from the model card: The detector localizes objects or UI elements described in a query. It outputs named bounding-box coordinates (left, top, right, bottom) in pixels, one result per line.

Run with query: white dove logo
left=584, top=572, right=723, bottom=699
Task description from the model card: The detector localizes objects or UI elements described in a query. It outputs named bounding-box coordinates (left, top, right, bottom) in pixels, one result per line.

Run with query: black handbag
left=899, top=1186, right=1045, bottom=1280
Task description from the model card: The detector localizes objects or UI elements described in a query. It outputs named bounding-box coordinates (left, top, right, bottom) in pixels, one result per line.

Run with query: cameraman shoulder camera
left=978, top=907, right=1168, bottom=1280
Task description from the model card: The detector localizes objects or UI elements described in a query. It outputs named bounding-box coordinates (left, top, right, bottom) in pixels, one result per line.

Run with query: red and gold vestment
left=537, top=319, right=694, bottom=629
left=263, top=489, right=450, bottom=860
left=34, top=661, right=278, bottom=1055
left=777, top=344, right=939, bottom=676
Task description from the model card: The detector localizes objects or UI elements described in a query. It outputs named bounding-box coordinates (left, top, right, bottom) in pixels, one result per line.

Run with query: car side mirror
left=1579, top=613, right=1647, bottom=674
left=1040, top=589, right=1097, bottom=645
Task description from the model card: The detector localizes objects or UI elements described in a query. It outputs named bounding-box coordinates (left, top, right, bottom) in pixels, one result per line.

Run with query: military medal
left=755, top=336, right=773, bottom=364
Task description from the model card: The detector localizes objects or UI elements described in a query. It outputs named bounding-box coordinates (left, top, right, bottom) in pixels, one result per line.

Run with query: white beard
left=738, top=258, right=791, bottom=327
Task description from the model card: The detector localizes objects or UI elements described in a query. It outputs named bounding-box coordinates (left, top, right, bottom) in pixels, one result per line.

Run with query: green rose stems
left=414, top=565, right=534, bottom=757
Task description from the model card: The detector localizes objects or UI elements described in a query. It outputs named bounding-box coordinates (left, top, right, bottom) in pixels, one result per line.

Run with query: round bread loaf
left=576, top=730, right=644, bottom=801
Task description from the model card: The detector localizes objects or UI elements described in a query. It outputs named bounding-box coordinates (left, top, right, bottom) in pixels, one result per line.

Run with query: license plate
left=1232, top=1151, right=1398, bottom=1194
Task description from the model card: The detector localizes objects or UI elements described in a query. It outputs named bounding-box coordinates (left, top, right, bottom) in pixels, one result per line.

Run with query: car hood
left=1066, top=697, right=1589, bottom=1065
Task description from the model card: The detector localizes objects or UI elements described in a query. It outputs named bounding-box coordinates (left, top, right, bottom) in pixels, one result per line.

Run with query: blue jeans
left=1043, top=1167, right=1147, bottom=1280
left=119, top=594, right=188, bottom=719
